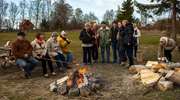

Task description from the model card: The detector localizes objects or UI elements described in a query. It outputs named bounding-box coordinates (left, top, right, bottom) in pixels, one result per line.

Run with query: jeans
left=92, top=44, right=98, bottom=61
left=101, top=45, right=110, bottom=63
left=16, top=57, right=38, bottom=76
left=112, top=41, right=118, bottom=63
left=36, top=53, right=54, bottom=75
left=66, top=52, right=73, bottom=63
left=124, top=45, right=134, bottom=66
left=83, top=47, right=92, bottom=64
left=134, top=45, right=138, bottom=57
left=118, top=46, right=126, bottom=64
left=164, top=49, right=172, bottom=62
left=54, top=52, right=67, bottom=68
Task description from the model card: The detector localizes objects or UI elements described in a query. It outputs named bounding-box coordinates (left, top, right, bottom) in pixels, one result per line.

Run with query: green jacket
left=98, top=27, right=111, bottom=47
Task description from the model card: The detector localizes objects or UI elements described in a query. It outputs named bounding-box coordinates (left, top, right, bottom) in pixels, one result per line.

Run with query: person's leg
left=66, top=52, right=73, bottom=63
left=83, top=47, right=88, bottom=64
left=45, top=54, right=55, bottom=74
left=87, top=47, right=92, bottom=64
left=106, top=45, right=110, bottom=63
left=118, top=46, right=122, bottom=64
left=112, top=42, right=117, bottom=63
left=27, top=57, right=38, bottom=71
left=127, top=46, right=134, bottom=66
left=164, top=50, right=172, bottom=62
left=16, top=59, right=31, bottom=77
left=55, top=53, right=66, bottom=68
left=92, top=45, right=98, bottom=63
left=101, top=47, right=105, bottom=63
left=134, top=45, right=138, bottom=58
left=40, top=58, right=47, bottom=75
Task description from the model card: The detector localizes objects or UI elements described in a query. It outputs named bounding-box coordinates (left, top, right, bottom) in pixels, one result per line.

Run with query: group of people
left=79, top=20, right=141, bottom=66
left=11, top=31, right=73, bottom=78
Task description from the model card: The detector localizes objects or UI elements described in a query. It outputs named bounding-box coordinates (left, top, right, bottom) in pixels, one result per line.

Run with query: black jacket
left=122, top=23, right=135, bottom=46
left=110, top=27, right=118, bottom=42
left=79, top=29, right=93, bottom=44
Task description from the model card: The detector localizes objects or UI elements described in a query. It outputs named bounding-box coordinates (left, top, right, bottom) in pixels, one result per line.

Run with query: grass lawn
left=0, top=30, right=180, bottom=100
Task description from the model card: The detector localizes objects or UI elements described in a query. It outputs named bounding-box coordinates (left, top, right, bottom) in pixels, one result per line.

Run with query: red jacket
left=11, top=39, right=33, bottom=59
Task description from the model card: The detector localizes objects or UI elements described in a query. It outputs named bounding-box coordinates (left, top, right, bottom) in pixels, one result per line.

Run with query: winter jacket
left=110, top=27, right=118, bottom=42
left=57, top=35, right=71, bottom=54
left=117, top=27, right=124, bottom=47
left=11, top=39, right=33, bottom=59
left=31, top=38, right=46, bottom=57
left=133, top=27, right=141, bottom=45
left=158, top=37, right=176, bottom=58
left=46, top=37, right=62, bottom=57
left=122, top=23, right=134, bottom=46
left=98, top=27, right=111, bottom=47
left=79, top=29, right=93, bottom=47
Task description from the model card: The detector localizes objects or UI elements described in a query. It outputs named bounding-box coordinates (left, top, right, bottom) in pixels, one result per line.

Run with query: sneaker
left=44, top=74, right=49, bottom=78
left=52, top=72, right=56, bottom=76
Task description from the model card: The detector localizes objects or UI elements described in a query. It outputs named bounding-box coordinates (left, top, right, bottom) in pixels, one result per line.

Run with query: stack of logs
left=129, top=61, right=180, bottom=92
left=50, top=66, right=105, bottom=97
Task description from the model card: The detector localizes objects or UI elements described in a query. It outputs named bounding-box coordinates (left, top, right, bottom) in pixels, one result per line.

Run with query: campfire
left=50, top=65, right=105, bottom=97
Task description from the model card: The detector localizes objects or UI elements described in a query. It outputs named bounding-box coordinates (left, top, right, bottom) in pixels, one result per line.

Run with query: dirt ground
left=0, top=63, right=180, bottom=100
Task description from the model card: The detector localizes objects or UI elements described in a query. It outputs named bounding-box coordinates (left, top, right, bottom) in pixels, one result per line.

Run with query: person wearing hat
left=79, top=23, right=93, bottom=64
left=98, top=21, right=111, bottom=63
left=158, top=35, right=176, bottom=62
left=31, top=32, right=56, bottom=77
left=46, top=32, right=67, bottom=72
left=57, top=31, right=73, bottom=64
left=11, top=32, right=38, bottom=78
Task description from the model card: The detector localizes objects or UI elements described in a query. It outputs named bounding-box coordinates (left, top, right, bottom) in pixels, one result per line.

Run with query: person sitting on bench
left=11, top=32, right=38, bottom=78
left=46, top=32, right=67, bottom=72
left=31, top=32, right=56, bottom=78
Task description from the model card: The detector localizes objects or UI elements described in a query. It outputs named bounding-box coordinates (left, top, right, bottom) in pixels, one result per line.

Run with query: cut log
left=80, top=86, right=91, bottom=97
left=158, top=81, right=173, bottom=92
left=167, top=63, right=180, bottom=69
left=145, top=61, right=158, bottom=68
left=140, top=69, right=161, bottom=86
left=174, top=68, right=180, bottom=72
left=151, top=63, right=167, bottom=72
left=165, top=71, right=180, bottom=85
left=129, top=65, right=146, bottom=74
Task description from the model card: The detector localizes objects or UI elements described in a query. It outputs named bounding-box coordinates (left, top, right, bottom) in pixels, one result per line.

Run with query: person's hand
left=24, top=54, right=29, bottom=58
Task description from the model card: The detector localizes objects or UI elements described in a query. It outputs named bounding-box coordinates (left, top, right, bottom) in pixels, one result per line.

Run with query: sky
left=7, top=0, right=150, bottom=20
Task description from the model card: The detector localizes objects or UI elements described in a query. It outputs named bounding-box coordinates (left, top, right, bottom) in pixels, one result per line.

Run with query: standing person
left=122, top=20, right=134, bottom=66
left=46, top=32, right=67, bottom=72
left=31, top=33, right=56, bottom=78
left=98, top=21, right=111, bottom=63
left=158, top=36, right=176, bottom=62
left=91, top=23, right=99, bottom=63
left=117, top=21, right=126, bottom=64
left=110, top=21, right=119, bottom=63
left=57, top=31, right=73, bottom=64
left=11, top=32, right=38, bottom=78
left=79, top=23, right=93, bottom=64
left=133, top=24, right=141, bottom=58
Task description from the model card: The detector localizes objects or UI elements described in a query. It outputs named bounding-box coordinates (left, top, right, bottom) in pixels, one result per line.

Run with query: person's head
left=93, top=23, right=98, bottom=30
left=118, top=21, right=122, bottom=28
left=36, top=32, right=45, bottom=40
left=84, top=22, right=91, bottom=31
left=51, top=32, right=58, bottom=40
left=160, top=37, right=168, bottom=46
left=122, top=20, right=128, bottom=27
left=101, top=21, right=107, bottom=29
left=133, top=23, right=137, bottom=28
left=112, top=21, right=117, bottom=28
left=61, top=30, right=67, bottom=37
left=17, top=32, right=26, bottom=40
left=161, top=31, right=170, bottom=38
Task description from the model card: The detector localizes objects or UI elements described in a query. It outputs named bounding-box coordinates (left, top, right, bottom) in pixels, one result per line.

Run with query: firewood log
left=165, top=71, right=180, bottom=85
left=158, top=80, right=173, bottom=92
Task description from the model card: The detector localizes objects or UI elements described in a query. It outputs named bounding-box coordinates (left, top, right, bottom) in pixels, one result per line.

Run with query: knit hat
left=160, top=37, right=168, bottom=42
left=51, top=32, right=58, bottom=37
left=61, top=31, right=67, bottom=36
left=17, top=32, right=26, bottom=37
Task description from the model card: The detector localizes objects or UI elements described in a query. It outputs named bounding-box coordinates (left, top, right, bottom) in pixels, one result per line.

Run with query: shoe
left=52, top=72, right=56, bottom=76
left=44, top=74, right=49, bottom=78
left=25, top=73, right=31, bottom=79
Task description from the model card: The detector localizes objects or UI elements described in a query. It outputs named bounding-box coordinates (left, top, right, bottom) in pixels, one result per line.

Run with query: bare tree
left=32, top=0, right=42, bottom=29
left=19, top=0, right=26, bottom=20
left=9, top=2, right=19, bottom=29
left=0, top=0, right=8, bottom=29
left=46, top=0, right=52, bottom=21
left=103, top=9, right=114, bottom=24
left=28, top=1, right=33, bottom=22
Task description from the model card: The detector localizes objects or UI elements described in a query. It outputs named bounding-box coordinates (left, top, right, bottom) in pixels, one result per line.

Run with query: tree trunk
left=171, top=2, right=177, bottom=41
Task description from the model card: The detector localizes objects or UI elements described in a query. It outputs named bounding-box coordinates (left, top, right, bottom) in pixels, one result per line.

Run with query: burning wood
left=50, top=66, right=105, bottom=97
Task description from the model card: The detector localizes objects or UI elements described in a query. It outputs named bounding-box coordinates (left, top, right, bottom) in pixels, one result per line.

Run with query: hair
left=36, top=32, right=44, bottom=38
left=112, top=20, right=117, bottom=24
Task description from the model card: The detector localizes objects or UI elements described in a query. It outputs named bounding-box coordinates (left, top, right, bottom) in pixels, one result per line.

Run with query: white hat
left=160, top=37, right=168, bottom=42
left=61, top=31, right=67, bottom=36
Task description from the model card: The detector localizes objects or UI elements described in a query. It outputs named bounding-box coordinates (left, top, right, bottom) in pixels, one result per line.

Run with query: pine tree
left=116, top=0, right=134, bottom=22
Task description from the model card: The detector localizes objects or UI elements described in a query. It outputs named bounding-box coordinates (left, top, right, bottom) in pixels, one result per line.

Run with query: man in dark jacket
left=12, top=32, right=38, bottom=78
left=110, top=21, right=119, bottom=63
left=79, top=23, right=93, bottom=64
left=122, top=20, right=134, bottom=66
